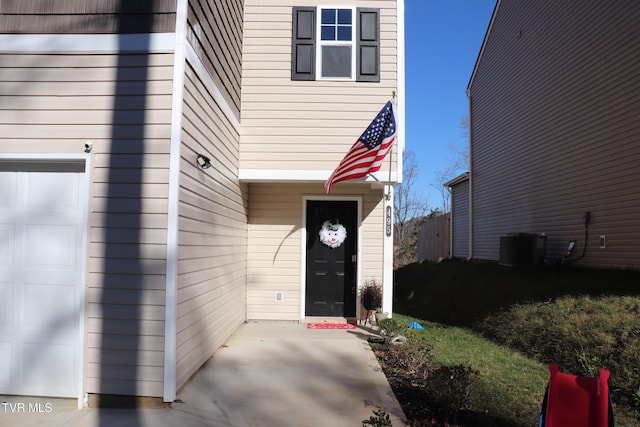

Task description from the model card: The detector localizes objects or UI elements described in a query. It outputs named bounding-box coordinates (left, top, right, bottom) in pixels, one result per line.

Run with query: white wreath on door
left=319, top=220, right=347, bottom=248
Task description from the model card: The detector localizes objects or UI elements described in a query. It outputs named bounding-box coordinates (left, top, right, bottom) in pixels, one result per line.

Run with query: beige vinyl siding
left=247, top=183, right=384, bottom=321
left=0, top=0, right=176, bottom=33
left=241, top=0, right=398, bottom=172
left=0, top=52, right=174, bottom=397
left=187, top=0, right=243, bottom=118
left=469, top=0, right=640, bottom=268
left=360, top=192, right=385, bottom=281
left=174, top=62, right=248, bottom=390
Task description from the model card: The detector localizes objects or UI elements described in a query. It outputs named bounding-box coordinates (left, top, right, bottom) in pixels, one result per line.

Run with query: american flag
left=324, top=101, right=397, bottom=193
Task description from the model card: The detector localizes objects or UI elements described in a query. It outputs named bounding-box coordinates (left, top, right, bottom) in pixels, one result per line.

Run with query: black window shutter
left=356, top=8, right=380, bottom=82
left=291, top=7, right=316, bottom=81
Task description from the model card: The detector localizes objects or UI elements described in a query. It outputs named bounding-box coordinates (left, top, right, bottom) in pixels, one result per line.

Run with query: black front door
left=305, top=200, right=357, bottom=317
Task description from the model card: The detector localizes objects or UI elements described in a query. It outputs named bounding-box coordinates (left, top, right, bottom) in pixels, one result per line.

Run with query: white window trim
left=316, top=6, right=356, bottom=81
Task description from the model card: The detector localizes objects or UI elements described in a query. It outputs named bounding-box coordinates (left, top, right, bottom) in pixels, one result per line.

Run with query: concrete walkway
left=1, top=321, right=405, bottom=426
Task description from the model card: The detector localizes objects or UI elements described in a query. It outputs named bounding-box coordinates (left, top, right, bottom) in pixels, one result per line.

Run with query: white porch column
left=382, top=185, right=394, bottom=316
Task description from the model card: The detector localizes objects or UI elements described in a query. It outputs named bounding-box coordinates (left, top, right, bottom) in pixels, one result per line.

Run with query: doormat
left=306, top=323, right=356, bottom=329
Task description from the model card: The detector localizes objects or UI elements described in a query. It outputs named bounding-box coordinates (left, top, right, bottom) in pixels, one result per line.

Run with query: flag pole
left=385, top=91, right=397, bottom=201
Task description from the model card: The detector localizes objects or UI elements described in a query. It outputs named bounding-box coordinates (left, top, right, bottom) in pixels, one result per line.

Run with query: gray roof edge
left=444, top=171, right=469, bottom=187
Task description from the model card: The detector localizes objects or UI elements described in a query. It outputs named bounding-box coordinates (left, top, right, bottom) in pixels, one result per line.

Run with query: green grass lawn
left=391, top=260, right=640, bottom=426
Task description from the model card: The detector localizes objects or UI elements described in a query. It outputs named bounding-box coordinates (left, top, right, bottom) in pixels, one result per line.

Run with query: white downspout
left=448, top=185, right=454, bottom=259
left=466, top=90, right=473, bottom=260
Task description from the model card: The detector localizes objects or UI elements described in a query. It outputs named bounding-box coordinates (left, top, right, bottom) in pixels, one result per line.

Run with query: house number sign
left=385, top=205, right=392, bottom=237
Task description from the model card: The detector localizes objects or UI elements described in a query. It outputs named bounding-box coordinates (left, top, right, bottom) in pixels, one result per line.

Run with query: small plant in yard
left=378, top=317, right=419, bottom=342
left=422, top=365, right=475, bottom=423
left=378, top=317, right=406, bottom=337
left=362, top=409, right=392, bottom=427
left=380, top=338, right=433, bottom=379
left=361, top=279, right=383, bottom=311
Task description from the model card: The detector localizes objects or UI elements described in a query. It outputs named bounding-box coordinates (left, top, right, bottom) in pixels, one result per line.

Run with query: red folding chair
left=539, top=364, right=614, bottom=427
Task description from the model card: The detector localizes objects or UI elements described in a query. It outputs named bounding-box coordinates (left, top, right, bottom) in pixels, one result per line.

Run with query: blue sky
left=404, top=0, right=496, bottom=210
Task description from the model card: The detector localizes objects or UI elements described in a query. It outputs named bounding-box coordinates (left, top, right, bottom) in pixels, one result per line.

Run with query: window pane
left=337, top=26, right=352, bottom=41
left=337, top=9, right=352, bottom=25
left=321, top=9, right=336, bottom=24
left=321, top=46, right=351, bottom=78
left=321, top=26, right=335, bottom=41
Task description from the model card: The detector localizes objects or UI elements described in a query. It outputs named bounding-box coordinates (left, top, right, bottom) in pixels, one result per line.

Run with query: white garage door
left=0, top=162, right=86, bottom=398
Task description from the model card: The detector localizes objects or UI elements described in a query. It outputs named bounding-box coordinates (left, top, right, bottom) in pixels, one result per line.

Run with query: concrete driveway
left=1, top=321, right=405, bottom=426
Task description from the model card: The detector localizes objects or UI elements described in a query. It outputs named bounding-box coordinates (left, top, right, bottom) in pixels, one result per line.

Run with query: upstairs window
left=321, top=8, right=352, bottom=41
left=292, top=6, right=380, bottom=82
left=319, top=8, right=354, bottom=79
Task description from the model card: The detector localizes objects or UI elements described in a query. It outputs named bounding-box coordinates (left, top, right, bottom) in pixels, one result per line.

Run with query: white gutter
left=239, top=168, right=397, bottom=183
left=448, top=185, right=454, bottom=259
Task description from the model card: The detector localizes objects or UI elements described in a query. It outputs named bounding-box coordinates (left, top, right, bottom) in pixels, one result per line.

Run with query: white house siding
left=0, top=51, right=174, bottom=398
left=174, top=63, right=248, bottom=390
left=241, top=0, right=399, bottom=173
left=247, top=183, right=384, bottom=321
left=468, top=0, right=640, bottom=268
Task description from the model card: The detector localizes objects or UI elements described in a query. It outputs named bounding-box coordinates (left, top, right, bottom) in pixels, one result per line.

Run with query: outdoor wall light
left=196, top=154, right=212, bottom=169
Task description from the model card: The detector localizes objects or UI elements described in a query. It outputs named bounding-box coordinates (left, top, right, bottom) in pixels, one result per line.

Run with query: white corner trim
left=77, top=154, right=91, bottom=409
left=163, top=0, right=188, bottom=404
left=184, top=43, right=241, bottom=132
left=0, top=33, right=175, bottom=53
left=239, top=169, right=398, bottom=183
left=396, top=0, right=406, bottom=182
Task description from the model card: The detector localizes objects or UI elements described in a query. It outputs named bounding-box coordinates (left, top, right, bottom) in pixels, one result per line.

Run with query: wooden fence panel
left=417, top=213, right=450, bottom=262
